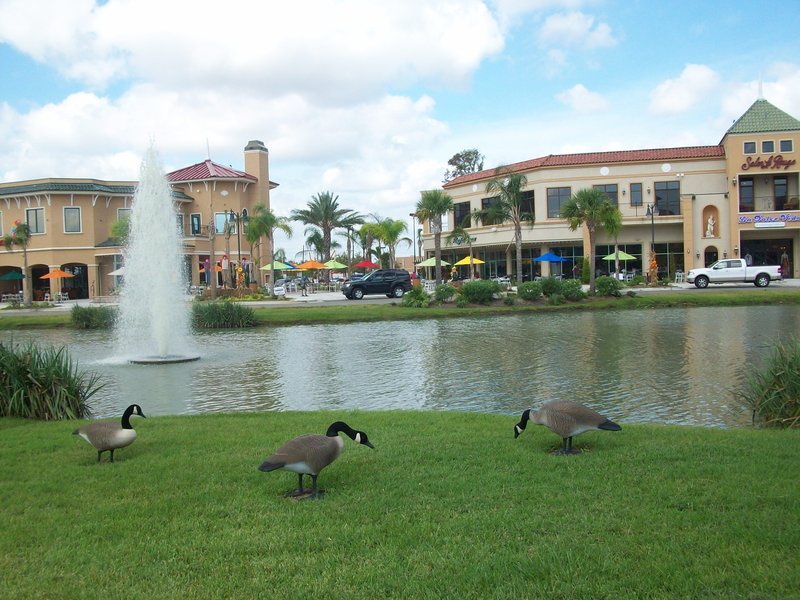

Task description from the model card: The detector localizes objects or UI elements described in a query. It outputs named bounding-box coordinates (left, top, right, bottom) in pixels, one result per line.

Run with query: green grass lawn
left=2, top=411, right=798, bottom=598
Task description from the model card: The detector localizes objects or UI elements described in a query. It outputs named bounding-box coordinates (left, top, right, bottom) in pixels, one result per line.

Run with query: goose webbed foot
left=284, top=474, right=310, bottom=497
left=552, top=437, right=581, bottom=455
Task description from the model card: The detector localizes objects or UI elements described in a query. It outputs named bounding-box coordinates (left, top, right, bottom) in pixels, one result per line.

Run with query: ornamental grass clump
left=741, top=337, right=800, bottom=428
left=70, top=304, right=117, bottom=329
left=191, top=301, right=256, bottom=329
left=401, top=286, right=430, bottom=308
left=459, top=280, right=500, bottom=304
left=0, top=340, right=99, bottom=420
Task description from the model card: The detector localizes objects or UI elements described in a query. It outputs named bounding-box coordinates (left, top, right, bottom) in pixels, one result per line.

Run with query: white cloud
left=537, top=11, right=617, bottom=49
left=648, top=64, right=721, bottom=116
left=556, top=84, right=608, bottom=112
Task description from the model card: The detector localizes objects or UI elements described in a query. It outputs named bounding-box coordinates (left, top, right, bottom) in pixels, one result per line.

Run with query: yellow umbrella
left=453, top=256, right=485, bottom=266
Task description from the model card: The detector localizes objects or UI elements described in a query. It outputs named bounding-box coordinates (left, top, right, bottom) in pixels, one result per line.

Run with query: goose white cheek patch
left=355, top=433, right=362, bottom=444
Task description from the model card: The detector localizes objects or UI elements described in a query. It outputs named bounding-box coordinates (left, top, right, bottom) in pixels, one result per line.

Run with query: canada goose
left=73, top=404, right=146, bottom=463
left=259, top=421, right=374, bottom=499
left=514, top=400, right=621, bottom=455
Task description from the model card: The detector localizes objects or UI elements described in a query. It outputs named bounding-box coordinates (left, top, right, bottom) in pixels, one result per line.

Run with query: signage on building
left=741, top=155, right=797, bottom=171
left=739, top=213, right=800, bottom=225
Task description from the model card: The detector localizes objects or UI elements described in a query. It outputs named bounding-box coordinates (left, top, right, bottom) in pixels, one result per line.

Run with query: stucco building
left=0, top=140, right=276, bottom=300
left=421, top=99, right=799, bottom=282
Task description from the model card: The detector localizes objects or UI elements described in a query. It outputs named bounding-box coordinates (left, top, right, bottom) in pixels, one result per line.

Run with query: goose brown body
left=73, top=404, right=145, bottom=463
left=514, top=400, right=621, bottom=454
left=259, top=421, right=374, bottom=499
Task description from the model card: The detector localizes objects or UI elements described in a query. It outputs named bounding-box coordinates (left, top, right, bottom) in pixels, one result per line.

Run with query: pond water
left=4, top=305, right=797, bottom=427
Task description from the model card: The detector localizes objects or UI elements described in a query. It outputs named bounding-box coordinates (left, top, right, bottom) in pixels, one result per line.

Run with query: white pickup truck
left=687, top=258, right=782, bottom=288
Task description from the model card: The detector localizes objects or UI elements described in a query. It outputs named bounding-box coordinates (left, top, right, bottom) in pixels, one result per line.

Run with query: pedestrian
left=301, top=276, right=309, bottom=297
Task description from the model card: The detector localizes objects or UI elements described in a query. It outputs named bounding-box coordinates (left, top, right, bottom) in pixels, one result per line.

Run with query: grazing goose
left=73, top=404, right=146, bottom=463
left=259, top=421, right=374, bottom=499
left=514, top=400, right=621, bottom=455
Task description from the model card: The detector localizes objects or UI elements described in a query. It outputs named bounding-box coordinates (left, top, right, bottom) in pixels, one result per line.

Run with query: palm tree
left=415, top=190, right=454, bottom=285
left=376, top=218, right=411, bottom=268
left=560, top=188, right=619, bottom=293
left=290, top=191, right=362, bottom=262
left=445, top=210, right=480, bottom=279
left=483, top=168, right=534, bottom=287
left=3, top=220, right=32, bottom=307
left=245, top=204, right=293, bottom=295
left=603, top=207, right=624, bottom=277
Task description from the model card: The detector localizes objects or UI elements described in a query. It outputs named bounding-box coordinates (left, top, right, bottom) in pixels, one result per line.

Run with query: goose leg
left=96, top=451, right=102, bottom=463
left=109, top=449, right=115, bottom=463
left=309, top=474, right=320, bottom=500
left=284, top=474, right=308, bottom=497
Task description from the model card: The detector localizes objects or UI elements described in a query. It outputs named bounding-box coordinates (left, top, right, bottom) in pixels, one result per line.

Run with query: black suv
left=342, top=269, right=412, bottom=300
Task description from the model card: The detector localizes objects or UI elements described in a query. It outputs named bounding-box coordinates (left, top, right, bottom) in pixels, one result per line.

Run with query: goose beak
left=364, top=441, right=375, bottom=449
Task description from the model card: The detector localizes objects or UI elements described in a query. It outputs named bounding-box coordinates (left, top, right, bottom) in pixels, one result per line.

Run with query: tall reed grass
left=741, top=336, right=800, bottom=428
left=191, top=301, right=256, bottom=328
left=70, top=304, right=117, bottom=329
left=0, top=340, right=101, bottom=420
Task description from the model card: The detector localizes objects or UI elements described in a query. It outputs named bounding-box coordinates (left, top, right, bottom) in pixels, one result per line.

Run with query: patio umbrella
left=324, top=259, right=348, bottom=269
left=453, top=256, right=485, bottom=266
left=260, top=261, right=294, bottom=271
left=107, top=267, right=126, bottom=276
left=353, top=259, right=380, bottom=269
left=40, top=269, right=75, bottom=297
left=416, top=257, right=450, bottom=267
left=297, top=259, right=327, bottom=270
left=534, top=251, right=571, bottom=262
left=601, top=251, right=636, bottom=261
left=0, top=271, right=24, bottom=280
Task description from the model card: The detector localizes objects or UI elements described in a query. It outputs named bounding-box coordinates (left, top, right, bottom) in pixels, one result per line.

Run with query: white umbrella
left=108, top=267, right=126, bottom=276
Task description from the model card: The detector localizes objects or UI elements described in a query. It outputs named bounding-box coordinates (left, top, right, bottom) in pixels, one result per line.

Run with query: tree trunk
left=588, top=226, right=596, bottom=294
left=514, top=225, right=523, bottom=287
left=22, top=248, right=31, bottom=307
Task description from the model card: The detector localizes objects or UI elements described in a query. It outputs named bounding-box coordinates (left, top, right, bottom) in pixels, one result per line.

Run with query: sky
left=2, top=0, right=800, bottom=259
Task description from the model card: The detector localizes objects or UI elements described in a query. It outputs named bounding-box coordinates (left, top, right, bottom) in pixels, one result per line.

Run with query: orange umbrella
left=297, top=259, right=327, bottom=270
left=40, top=269, right=75, bottom=279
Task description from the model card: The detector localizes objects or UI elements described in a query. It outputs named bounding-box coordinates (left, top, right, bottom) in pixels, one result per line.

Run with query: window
left=780, top=139, right=794, bottom=153
left=630, top=183, right=643, bottom=207
left=241, top=208, right=249, bottom=234
left=653, top=181, right=680, bottom=215
left=63, top=207, right=81, bottom=233
left=453, top=201, right=471, bottom=228
left=743, top=141, right=756, bottom=154
left=738, top=177, right=754, bottom=212
left=214, top=212, right=227, bottom=234
left=117, top=208, right=132, bottom=221
left=520, top=191, right=534, bottom=219
left=176, top=213, right=184, bottom=235
left=0, top=211, right=3, bottom=237
left=547, top=187, right=571, bottom=218
left=26, top=207, right=45, bottom=234
left=762, top=140, right=774, bottom=153
left=480, top=196, right=502, bottom=225
left=774, top=176, right=788, bottom=210
left=190, top=213, right=202, bottom=235
left=593, top=184, right=618, bottom=207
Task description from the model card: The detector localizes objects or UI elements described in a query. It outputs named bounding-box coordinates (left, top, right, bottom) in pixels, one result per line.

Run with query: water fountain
left=114, top=145, right=199, bottom=364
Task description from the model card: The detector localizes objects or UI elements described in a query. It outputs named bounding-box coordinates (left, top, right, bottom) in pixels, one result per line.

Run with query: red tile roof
left=443, top=145, right=725, bottom=188
left=167, top=160, right=257, bottom=182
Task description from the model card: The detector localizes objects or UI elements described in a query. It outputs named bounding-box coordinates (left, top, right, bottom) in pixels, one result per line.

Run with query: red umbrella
left=353, top=260, right=380, bottom=268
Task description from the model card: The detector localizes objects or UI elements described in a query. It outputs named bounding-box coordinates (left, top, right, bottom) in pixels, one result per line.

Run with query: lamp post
left=646, top=203, right=658, bottom=283
left=228, top=209, right=247, bottom=286
left=409, top=212, right=417, bottom=267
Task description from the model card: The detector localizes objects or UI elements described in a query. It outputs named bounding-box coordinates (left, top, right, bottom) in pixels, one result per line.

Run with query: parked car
left=342, top=269, right=412, bottom=299
left=687, top=258, right=782, bottom=288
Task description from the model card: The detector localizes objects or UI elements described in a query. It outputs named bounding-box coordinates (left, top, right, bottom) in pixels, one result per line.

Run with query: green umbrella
left=259, top=261, right=294, bottom=271
left=0, top=271, right=24, bottom=280
left=324, top=260, right=348, bottom=269
left=416, top=257, right=450, bottom=267
left=602, top=251, right=637, bottom=261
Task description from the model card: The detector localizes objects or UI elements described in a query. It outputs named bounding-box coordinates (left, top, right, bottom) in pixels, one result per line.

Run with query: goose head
left=513, top=409, right=531, bottom=438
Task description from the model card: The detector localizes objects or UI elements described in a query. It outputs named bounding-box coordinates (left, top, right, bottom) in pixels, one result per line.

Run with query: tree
left=245, top=204, right=293, bottom=295
left=444, top=148, right=485, bottom=183
left=290, top=191, right=362, bottom=263
left=482, top=168, right=534, bottom=287
left=560, top=188, right=619, bottom=294
left=603, top=207, right=624, bottom=277
left=110, top=216, right=131, bottom=245
left=416, top=190, right=454, bottom=285
left=2, top=220, right=32, bottom=307
left=445, top=211, right=479, bottom=279
left=375, top=218, right=411, bottom=268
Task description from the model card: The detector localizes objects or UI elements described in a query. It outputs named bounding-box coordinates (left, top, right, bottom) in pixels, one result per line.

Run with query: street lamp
left=646, top=203, right=659, bottom=283
left=409, top=212, right=417, bottom=266
left=228, top=209, right=248, bottom=286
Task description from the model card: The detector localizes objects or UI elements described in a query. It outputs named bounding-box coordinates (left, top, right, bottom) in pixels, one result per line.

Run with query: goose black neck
left=326, top=421, right=355, bottom=438
left=515, top=409, right=531, bottom=432
left=121, top=406, right=135, bottom=429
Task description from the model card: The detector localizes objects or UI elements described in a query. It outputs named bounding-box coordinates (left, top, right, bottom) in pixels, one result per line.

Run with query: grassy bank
left=2, top=289, right=800, bottom=329
left=1, top=411, right=798, bottom=598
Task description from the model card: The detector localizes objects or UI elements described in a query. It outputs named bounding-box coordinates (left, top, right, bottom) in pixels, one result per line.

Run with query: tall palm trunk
left=433, top=216, right=443, bottom=285
left=514, top=224, right=523, bottom=287
left=22, top=248, right=31, bottom=307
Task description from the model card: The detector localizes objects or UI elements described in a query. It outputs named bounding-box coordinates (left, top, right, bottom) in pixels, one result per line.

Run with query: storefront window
left=739, top=177, right=754, bottom=212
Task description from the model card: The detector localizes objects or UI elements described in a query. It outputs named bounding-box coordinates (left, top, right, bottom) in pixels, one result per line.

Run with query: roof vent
left=244, top=140, right=267, bottom=152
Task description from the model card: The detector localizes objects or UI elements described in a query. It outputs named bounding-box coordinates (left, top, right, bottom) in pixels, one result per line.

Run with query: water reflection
left=3, top=305, right=797, bottom=427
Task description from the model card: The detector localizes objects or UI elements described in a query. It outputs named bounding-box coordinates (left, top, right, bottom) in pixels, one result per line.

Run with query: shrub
left=455, top=295, right=470, bottom=308
left=517, top=281, right=543, bottom=301
left=561, top=279, right=586, bottom=301
left=0, top=340, right=100, bottom=420
left=740, top=337, right=800, bottom=428
left=459, top=280, right=500, bottom=305
left=547, top=293, right=566, bottom=306
left=402, top=286, right=430, bottom=308
left=581, top=258, right=590, bottom=284
left=191, top=301, right=256, bottom=328
left=503, top=294, right=516, bottom=306
left=627, top=275, right=646, bottom=286
left=595, top=275, right=623, bottom=297
left=71, top=304, right=117, bottom=329
left=434, top=284, right=456, bottom=303
left=539, top=276, right=562, bottom=297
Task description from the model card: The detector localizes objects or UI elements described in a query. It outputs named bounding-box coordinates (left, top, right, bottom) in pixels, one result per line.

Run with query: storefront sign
left=739, top=213, right=800, bottom=224
left=741, top=155, right=797, bottom=171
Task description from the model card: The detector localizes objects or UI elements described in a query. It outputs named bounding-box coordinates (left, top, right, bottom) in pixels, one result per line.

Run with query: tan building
left=0, top=140, right=276, bottom=300
left=422, top=99, right=799, bottom=282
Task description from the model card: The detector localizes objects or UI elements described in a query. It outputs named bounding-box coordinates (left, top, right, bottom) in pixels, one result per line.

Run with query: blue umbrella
left=534, top=251, right=571, bottom=262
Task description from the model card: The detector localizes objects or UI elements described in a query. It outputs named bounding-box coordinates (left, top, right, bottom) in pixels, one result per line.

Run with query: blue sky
left=1, top=0, right=799, bottom=258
